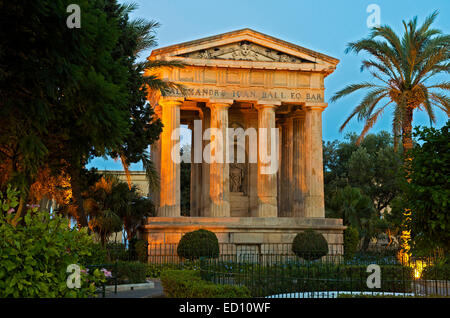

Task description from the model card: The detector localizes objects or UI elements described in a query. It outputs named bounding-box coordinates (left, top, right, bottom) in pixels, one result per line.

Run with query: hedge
left=292, top=230, right=328, bottom=261
left=160, top=270, right=250, bottom=298
left=177, top=229, right=220, bottom=260
left=205, top=262, right=415, bottom=297
left=115, top=261, right=148, bottom=284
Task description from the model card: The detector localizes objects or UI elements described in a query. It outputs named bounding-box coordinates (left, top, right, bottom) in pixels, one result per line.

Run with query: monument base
left=142, top=217, right=345, bottom=261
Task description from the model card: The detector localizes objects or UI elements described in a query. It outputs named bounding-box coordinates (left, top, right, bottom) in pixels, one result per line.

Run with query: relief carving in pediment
left=181, top=41, right=312, bottom=63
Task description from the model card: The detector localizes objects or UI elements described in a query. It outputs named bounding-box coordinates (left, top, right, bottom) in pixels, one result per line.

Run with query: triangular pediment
left=180, top=41, right=314, bottom=64
left=149, top=29, right=339, bottom=71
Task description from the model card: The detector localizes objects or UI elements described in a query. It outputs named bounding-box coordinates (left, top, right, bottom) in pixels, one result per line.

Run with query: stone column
left=207, top=100, right=232, bottom=217
left=276, top=121, right=282, bottom=216
left=280, top=118, right=293, bottom=217
left=150, top=105, right=162, bottom=210
left=292, top=113, right=307, bottom=217
left=256, top=103, right=278, bottom=217
left=157, top=97, right=182, bottom=217
left=304, top=103, right=326, bottom=218
left=201, top=107, right=211, bottom=217
left=191, top=115, right=203, bottom=217
left=188, top=122, right=196, bottom=216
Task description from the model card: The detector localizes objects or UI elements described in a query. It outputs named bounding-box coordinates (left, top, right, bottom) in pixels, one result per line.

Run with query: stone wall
left=143, top=216, right=345, bottom=262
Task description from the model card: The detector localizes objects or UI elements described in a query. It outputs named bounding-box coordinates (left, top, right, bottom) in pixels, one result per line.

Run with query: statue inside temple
left=230, top=163, right=245, bottom=192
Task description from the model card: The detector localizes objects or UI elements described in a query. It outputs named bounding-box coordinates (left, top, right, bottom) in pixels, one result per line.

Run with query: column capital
left=304, top=102, right=328, bottom=111
left=158, top=97, right=184, bottom=107
left=256, top=101, right=281, bottom=109
left=207, top=99, right=233, bottom=108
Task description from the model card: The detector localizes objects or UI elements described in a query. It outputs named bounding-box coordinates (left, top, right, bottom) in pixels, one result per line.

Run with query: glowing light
left=413, top=260, right=427, bottom=279
left=396, top=209, right=429, bottom=280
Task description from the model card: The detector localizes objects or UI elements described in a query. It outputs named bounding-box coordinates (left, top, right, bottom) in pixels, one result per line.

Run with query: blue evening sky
left=87, top=0, right=449, bottom=171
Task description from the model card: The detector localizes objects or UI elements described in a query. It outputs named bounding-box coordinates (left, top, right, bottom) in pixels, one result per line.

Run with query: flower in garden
left=7, top=208, right=14, bottom=215
left=101, top=268, right=112, bottom=277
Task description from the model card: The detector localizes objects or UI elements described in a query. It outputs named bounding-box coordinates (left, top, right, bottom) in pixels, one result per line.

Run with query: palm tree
left=112, top=2, right=184, bottom=190
left=331, top=11, right=449, bottom=154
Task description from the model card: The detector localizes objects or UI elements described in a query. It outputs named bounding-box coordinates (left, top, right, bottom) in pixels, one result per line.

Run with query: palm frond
left=144, top=59, right=185, bottom=70
left=429, top=92, right=450, bottom=115
left=427, top=82, right=450, bottom=90
left=142, top=156, right=159, bottom=193
left=356, top=101, right=391, bottom=144
left=330, top=82, right=381, bottom=102
left=421, top=86, right=437, bottom=124
left=340, top=89, right=388, bottom=132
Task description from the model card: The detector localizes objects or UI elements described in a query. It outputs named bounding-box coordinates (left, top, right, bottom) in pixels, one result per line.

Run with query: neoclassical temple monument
left=143, top=29, right=345, bottom=256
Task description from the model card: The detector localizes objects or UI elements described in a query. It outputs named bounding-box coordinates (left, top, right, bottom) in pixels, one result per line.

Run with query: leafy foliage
left=344, top=226, right=360, bottom=260
left=133, top=239, right=149, bottom=263
left=404, top=121, right=450, bottom=253
left=0, top=187, right=106, bottom=297
left=58, top=175, right=154, bottom=245
left=0, top=0, right=178, bottom=228
left=115, top=261, right=148, bottom=284
left=292, top=230, right=329, bottom=261
left=177, top=229, right=220, bottom=260
left=324, top=131, right=404, bottom=249
left=161, top=270, right=250, bottom=298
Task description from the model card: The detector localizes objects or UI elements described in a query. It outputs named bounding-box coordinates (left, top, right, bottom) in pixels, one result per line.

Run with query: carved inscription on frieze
left=166, top=87, right=323, bottom=102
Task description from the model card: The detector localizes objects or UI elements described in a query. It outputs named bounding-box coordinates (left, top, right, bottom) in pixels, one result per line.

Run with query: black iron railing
left=143, top=243, right=449, bottom=298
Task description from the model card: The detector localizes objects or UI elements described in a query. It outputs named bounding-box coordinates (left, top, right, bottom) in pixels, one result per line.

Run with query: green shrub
left=231, top=263, right=414, bottom=297
left=177, top=229, right=219, bottom=260
left=0, top=187, right=106, bottom=297
left=421, top=263, right=450, bottom=280
left=80, top=242, right=108, bottom=265
left=146, top=260, right=200, bottom=278
left=115, top=261, right=148, bottom=284
left=106, top=242, right=129, bottom=261
left=160, top=270, right=250, bottom=298
left=134, top=239, right=148, bottom=263
left=344, top=226, right=359, bottom=260
left=292, top=230, right=329, bottom=261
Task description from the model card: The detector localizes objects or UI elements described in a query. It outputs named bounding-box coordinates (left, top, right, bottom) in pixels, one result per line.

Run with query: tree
left=331, top=11, right=449, bottom=154
left=404, top=121, right=450, bottom=254
left=0, top=1, right=182, bottom=228
left=59, top=174, right=154, bottom=246
left=326, top=185, right=377, bottom=250
left=324, top=131, right=403, bottom=217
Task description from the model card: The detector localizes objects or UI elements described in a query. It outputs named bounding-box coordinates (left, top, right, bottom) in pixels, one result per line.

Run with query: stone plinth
left=143, top=216, right=344, bottom=259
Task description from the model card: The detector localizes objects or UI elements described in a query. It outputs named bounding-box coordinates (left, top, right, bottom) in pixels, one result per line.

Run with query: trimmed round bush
left=292, top=230, right=329, bottom=261
left=344, top=226, right=359, bottom=260
left=177, top=229, right=219, bottom=260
